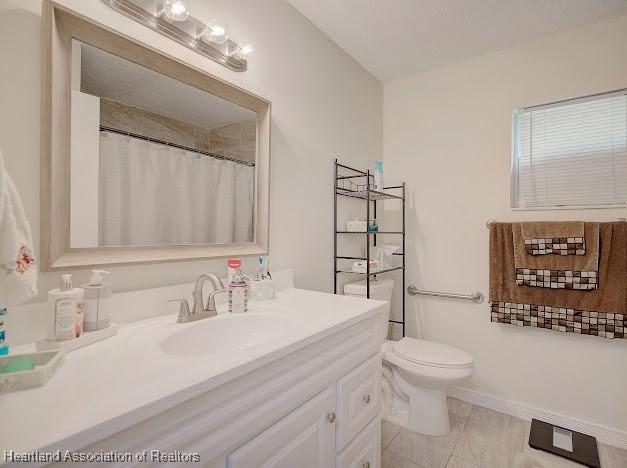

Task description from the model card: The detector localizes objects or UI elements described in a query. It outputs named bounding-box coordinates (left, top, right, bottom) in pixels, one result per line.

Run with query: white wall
left=0, top=0, right=381, bottom=343
left=383, top=15, right=627, bottom=433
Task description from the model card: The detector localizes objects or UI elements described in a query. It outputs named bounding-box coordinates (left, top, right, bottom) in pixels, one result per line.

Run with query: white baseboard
left=448, top=386, right=627, bottom=450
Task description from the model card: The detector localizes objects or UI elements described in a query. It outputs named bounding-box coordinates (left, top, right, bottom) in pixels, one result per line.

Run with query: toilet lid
left=390, top=337, right=474, bottom=369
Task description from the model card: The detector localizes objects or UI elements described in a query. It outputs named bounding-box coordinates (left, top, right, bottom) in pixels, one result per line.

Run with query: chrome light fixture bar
left=101, top=0, right=250, bottom=72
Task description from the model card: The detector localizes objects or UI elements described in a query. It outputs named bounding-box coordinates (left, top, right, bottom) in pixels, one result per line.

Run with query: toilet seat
left=390, top=337, right=474, bottom=369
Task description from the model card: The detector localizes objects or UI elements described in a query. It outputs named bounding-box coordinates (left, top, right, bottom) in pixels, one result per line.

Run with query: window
left=512, top=90, right=627, bottom=208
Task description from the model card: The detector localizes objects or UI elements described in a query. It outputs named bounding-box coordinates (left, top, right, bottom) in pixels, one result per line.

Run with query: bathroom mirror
left=41, top=2, right=270, bottom=270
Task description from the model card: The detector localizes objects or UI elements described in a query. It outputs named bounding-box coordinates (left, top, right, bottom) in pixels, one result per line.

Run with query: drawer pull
left=363, top=462, right=370, bottom=468
left=327, top=412, right=336, bottom=423
left=363, top=393, right=371, bottom=404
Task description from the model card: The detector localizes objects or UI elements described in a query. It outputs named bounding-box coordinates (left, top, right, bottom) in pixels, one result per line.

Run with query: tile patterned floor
left=381, top=398, right=627, bottom=468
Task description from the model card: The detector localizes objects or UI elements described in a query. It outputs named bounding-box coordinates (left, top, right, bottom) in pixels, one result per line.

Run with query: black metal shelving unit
left=333, top=159, right=406, bottom=337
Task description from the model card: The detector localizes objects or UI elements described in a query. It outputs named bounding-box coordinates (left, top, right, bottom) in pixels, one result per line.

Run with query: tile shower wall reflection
left=100, top=97, right=256, bottom=161
left=210, top=120, right=256, bottom=163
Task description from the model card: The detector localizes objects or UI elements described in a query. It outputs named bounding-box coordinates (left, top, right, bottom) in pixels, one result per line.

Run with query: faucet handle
left=206, top=289, right=228, bottom=313
left=166, top=298, right=191, bottom=321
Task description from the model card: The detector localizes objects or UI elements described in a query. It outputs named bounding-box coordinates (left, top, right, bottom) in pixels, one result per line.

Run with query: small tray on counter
left=0, top=350, right=65, bottom=393
left=35, top=324, right=119, bottom=353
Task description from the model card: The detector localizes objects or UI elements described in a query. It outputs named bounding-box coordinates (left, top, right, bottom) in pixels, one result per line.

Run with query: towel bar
left=407, top=286, right=484, bottom=303
left=486, top=218, right=626, bottom=228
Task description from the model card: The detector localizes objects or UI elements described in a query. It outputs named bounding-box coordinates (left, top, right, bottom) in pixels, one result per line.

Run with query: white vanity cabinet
left=64, top=311, right=384, bottom=468
left=227, top=387, right=336, bottom=468
left=227, top=353, right=382, bottom=468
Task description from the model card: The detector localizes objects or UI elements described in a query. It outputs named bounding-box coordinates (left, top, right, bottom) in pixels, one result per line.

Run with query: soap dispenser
left=47, top=274, right=84, bottom=341
left=81, top=270, right=112, bottom=332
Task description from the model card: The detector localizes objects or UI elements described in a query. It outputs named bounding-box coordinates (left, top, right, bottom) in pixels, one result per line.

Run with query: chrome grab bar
left=407, top=285, right=484, bottom=304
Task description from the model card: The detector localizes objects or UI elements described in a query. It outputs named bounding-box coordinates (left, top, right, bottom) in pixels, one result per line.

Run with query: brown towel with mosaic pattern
left=489, top=222, right=626, bottom=339
left=513, top=222, right=600, bottom=290
left=520, top=221, right=585, bottom=255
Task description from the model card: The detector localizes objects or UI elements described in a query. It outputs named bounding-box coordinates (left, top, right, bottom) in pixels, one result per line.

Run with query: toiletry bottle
left=0, top=307, right=7, bottom=356
left=47, top=274, right=84, bottom=341
left=256, top=256, right=265, bottom=281
left=229, top=270, right=248, bottom=313
left=81, top=270, right=112, bottom=332
left=374, top=160, right=384, bottom=190
left=227, top=259, right=241, bottom=289
left=249, top=256, right=265, bottom=302
left=262, top=257, right=275, bottom=300
left=262, top=276, right=275, bottom=300
left=264, top=256, right=272, bottom=280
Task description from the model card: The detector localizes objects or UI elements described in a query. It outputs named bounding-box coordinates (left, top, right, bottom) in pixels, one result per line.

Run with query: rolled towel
left=0, top=147, right=37, bottom=306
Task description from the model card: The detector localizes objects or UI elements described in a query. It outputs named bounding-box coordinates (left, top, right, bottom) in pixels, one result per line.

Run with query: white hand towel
left=0, top=147, right=37, bottom=305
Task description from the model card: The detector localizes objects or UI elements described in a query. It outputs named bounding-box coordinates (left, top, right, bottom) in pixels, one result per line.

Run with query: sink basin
left=159, top=313, right=292, bottom=357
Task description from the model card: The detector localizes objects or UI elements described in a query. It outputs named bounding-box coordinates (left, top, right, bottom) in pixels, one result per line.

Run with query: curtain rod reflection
left=99, top=125, right=256, bottom=167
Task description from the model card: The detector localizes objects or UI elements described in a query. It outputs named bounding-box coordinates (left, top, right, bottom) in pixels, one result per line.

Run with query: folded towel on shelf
left=513, top=222, right=599, bottom=290
left=0, top=147, right=37, bottom=306
left=521, top=221, right=585, bottom=255
left=489, top=222, right=626, bottom=339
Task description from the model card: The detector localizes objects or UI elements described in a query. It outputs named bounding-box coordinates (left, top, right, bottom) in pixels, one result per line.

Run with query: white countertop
left=0, top=288, right=385, bottom=458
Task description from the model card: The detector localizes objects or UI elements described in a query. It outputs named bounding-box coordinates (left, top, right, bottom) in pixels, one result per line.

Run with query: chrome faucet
left=167, top=273, right=227, bottom=323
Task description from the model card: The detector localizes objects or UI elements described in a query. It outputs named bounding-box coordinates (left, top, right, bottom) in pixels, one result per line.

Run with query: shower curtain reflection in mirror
left=98, top=131, right=254, bottom=247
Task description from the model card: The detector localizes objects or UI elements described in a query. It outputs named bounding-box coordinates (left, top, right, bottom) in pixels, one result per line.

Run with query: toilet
left=344, top=278, right=475, bottom=436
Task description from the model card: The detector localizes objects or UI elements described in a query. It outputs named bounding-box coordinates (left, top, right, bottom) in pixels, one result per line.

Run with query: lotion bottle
left=47, top=274, right=84, bottom=341
left=81, top=270, right=112, bottom=331
left=228, top=271, right=248, bottom=313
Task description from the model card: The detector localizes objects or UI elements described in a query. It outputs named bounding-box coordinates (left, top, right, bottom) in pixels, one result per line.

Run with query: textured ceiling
left=287, top=0, right=627, bottom=81
left=79, top=42, right=255, bottom=128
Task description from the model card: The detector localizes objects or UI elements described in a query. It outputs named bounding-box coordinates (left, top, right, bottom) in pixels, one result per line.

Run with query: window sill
left=511, top=204, right=626, bottom=212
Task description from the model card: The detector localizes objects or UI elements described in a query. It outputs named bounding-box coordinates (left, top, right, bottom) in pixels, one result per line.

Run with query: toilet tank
left=344, top=278, right=394, bottom=340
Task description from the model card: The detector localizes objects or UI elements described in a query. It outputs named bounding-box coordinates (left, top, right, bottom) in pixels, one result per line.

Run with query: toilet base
left=381, top=404, right=410, bottom=429
left=407, top=386, right=450, bottom=436
left=382, top=388, right=451, bottom=436
left=381, top=367, right=453, bottom=436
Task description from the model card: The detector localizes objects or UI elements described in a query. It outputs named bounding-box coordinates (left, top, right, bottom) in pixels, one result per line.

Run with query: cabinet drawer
left=336, top=353, right=381, bottom=450
left=337, top=415, right=381, bottom=468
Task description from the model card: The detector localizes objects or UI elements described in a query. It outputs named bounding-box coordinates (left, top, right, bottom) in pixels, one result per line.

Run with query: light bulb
left=240, top=43, right=254, bottom=56
left=201, top=19, right=229, bottom=45
left=230, top=41, right=254, bottom=61
left=162, top=0, right=189, bottom=22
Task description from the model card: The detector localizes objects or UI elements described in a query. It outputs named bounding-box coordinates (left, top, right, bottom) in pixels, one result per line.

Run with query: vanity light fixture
left=101, top=0, right=253, bottom=72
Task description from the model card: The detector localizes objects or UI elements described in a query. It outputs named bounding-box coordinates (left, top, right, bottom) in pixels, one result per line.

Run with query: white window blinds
left=513, top=90, right=627, bottom=208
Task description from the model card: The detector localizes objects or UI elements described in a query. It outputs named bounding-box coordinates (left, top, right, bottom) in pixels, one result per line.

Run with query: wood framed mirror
left=41, top=1, right=270, bottom=271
